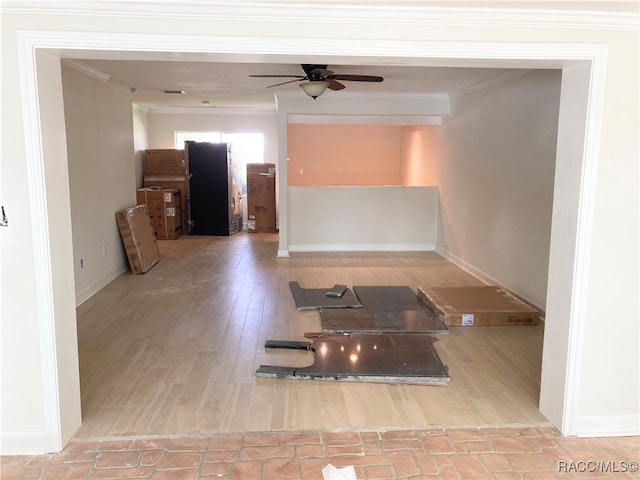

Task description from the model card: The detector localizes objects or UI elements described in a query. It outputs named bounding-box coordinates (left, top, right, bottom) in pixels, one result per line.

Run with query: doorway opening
left=18, top=33, right=604, bottom=451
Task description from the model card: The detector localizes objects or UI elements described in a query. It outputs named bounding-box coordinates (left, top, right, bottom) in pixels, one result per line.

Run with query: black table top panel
left=289, top=281, right=363, bottom=311
left=256, top=333, right=449, bottom=385
left=353, top=285, right=423, bottom=309
left=320, top=307, right=448, bottom=334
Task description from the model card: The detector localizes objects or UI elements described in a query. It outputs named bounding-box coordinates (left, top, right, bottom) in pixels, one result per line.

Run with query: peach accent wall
left=287, top=124, right=403, bottom=186
left=400, top=126, right=441, bottom=186
left=288, top=123, right=441, bottom=186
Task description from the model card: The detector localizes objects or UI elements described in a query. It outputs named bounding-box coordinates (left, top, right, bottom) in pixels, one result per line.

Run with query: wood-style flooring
left=74, top=233, right=548, bottom=439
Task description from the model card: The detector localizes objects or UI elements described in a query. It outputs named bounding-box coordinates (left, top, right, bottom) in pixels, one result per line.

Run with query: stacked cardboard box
left=115, top=205, right=160, bottom=274
left=417, top=286, right=540, bottom=327
left=247, top=163, right=276, bottom=233
left=136, top=187, right=182, bottom=240
left=143, top=175, right=190, bottom=234
left=143, top=149, right=189, bottom=233
left=144, top=149, right=187, bottom=176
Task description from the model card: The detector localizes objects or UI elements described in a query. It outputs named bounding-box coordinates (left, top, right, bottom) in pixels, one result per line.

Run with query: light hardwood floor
left=74, top=232, right=549, bottom=439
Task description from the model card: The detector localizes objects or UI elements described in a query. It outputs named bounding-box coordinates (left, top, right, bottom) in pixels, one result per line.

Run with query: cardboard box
left=247, top=163, right=276, bottom=233
left=143, top=174, right=190, bottom=233
left=144, top=149, right=187, bottom=176
left=115, top=205, right=160, bottom=274
left=136, top=187, right=182, bottom=240
left=417, top=286, right=540, bottom=327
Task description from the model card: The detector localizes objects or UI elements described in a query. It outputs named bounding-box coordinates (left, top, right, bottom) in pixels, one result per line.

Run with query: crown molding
left=61, top=59, right=111, bottom=82
left=451, top=69, right=532, bottom=98
left=145, top=106, right=277, bottom=115
left=276, top=91, right=450, bottom=101
left=132, top=103, right=150, bottom=114
left=2, top=1, right=638, bottom=31
left=287, top=113, right=443, bottom=125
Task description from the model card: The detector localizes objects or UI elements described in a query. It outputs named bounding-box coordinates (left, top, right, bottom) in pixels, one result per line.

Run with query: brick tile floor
left=1, top=427, right=638, bottom=479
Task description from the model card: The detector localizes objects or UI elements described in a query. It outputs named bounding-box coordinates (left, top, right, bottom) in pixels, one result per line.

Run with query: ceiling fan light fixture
left=299, top=80, right=329, bottom=99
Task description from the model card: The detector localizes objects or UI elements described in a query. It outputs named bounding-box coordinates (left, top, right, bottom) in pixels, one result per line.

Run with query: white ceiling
left=46, top=0, right=636, bottom=111
left=72, top=58, right=537, bottom=110
left=50, top=0, right=635, bottom=111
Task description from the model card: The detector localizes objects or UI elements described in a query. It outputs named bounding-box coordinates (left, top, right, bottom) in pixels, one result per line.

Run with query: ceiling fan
left=249, top=64, right=384, bottom=99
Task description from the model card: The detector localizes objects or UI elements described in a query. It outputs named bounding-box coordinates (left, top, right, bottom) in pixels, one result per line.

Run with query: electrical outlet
left=102, top=245, right=106, bottom=257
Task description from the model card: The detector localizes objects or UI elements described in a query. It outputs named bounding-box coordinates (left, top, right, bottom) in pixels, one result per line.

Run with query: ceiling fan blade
left=249, top=75, right=305, bottom=78
left=266, top=78, right=308, bottom=88
left=330, top=74, right=384, bottom=82
left=327, top=79, right=346, bottom=91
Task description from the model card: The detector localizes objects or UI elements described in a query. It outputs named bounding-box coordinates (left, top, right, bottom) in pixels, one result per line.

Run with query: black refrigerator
left=186, top=141, right=242, bottom=236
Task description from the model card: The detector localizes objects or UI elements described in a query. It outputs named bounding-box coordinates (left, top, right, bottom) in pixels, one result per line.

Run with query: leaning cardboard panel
left=115, top=205, right=161, bottom=274
left=417, top=286, right=539, bottom=327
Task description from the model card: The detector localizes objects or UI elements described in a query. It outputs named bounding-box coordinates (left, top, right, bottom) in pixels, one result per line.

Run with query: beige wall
left=132, top=105, right=149, bottom=187
left=62, top=66, right=137, bottom=305
left=438, top=70, right=561, bottom=310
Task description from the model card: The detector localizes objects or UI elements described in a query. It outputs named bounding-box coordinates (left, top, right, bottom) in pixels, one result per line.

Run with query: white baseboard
left=75, top=264, right=127, bottom=306
left=435, top=245, right=501, bottom=285
left=0, top=431, right=51, bottom=455
left=277, top=249, right=290, bottom=258
left=435, top=246, right=545, bottom=312
left=573, top=414, right=640, bottom=437
left=289, top=243, right=436, bottom=253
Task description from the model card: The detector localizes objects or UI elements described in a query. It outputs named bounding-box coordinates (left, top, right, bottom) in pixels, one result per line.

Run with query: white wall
left=570, top=53, right=640, bottom=434
left=62, top=66, right=137, bottom=305
left=438, top=70, right=562, bottom=310
left=288, top=186, right=438, bottom=252
left=147, top=110, right=278, bottom=164
left=132, top=105, right=150, bottom=187
left=1, top=20, right=44, bottom=447
left=0, top=2, right=637, bottom=454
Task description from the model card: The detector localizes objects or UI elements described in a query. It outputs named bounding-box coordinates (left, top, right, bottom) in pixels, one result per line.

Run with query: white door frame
left=16, top=29, right=606, bottom=452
